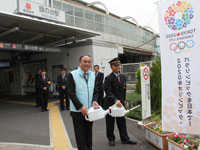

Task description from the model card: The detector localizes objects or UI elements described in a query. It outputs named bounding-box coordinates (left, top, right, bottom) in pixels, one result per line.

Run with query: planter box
left=144, top=125, right=168, bottom=150
left=166, top=137, right=188, bottom=150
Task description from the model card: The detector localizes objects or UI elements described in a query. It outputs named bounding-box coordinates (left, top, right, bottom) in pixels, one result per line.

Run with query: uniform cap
left=108, top=57, right=121, bottom=66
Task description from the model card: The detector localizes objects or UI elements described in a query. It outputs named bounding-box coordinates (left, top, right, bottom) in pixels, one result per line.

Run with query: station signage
left=17, top=0, right=65, bottom=23
left=0, top=42, right=45, bottom=52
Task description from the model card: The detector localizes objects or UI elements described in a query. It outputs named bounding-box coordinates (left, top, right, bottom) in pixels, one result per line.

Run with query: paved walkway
left=0, top=97, right=157, bottom=150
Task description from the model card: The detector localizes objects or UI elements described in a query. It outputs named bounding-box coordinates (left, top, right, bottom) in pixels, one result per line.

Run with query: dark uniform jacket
left=35, top=73, right=41, bottom=89
left=57, top=74, right=68, bottom=93
left=95, top=72, right=104, bottom=92
left=37, top=75, right=50, bottom=93
left=104, top=72, right=126, bottom=109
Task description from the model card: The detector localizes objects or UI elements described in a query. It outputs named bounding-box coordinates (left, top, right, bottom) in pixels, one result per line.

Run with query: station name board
left=17, top=0, right=65, bottom=23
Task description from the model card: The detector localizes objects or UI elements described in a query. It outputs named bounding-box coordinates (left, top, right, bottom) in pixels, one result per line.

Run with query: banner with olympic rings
left=158, top=0, right=200, bottom=135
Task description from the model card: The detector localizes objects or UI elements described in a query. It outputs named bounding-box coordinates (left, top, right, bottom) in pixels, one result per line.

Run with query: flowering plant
left=147, top=122, right=170, bottom=134
left=168, top=133, right=200, bottom=150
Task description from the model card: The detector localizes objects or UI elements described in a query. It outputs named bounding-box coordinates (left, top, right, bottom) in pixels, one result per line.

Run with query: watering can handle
left=111, top=100, right=120, bottom=108
left=85, top=115, right=89, bottom=121
left=129, top=104, right=141, bottom=111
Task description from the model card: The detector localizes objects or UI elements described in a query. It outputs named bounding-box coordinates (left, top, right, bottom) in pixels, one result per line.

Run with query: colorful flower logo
left=164, top=1, right=194, bottom=31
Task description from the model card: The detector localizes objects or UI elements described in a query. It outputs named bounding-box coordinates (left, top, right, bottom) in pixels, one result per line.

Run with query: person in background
left=104, top=57, right=137, bottom=146
left=37, top=69, right=51, bottom=112
left=57, top=68, right=69, bottom=110
left=93, top=65, right=104, bottom=106
left=67, top=55, right=99, bottom=150
left=35, top=68, right=41, bottom=108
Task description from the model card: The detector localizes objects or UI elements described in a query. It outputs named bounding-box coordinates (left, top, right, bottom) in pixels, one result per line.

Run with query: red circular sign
left=143, top=67, right=149, bottom=80
left=26, top=3, right=31, bottom=10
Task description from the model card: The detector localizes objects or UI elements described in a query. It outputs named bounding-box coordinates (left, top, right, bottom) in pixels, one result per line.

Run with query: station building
left=0, top=0, right=159, bottom=96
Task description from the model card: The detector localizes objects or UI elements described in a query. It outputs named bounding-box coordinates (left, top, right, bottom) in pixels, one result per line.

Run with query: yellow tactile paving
left=0, top=99, right=70, bottom=150
left=49, top=102, right=69, bottom=150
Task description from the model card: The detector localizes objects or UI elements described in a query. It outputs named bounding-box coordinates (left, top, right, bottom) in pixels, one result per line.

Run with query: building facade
left=0, top=0, right=158, bottom=96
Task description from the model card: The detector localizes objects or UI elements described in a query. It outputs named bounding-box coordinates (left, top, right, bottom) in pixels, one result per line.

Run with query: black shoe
left=41, top=109, right=44, bottom=112
left=66, top=107, right=70, bottom=110
left=109, top=140, right=115, bottom=146
left=122, top=140, right=137, bottom=145
left=61, top=108, right=64, bottom=111
left=44, top=109, right=48, bottom=111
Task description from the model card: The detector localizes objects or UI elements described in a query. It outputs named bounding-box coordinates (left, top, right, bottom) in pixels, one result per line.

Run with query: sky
left=83, top=0, right=160, bottom=33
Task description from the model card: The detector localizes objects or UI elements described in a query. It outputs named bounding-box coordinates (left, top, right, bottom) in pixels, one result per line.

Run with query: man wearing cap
left=37, top=69, right=51, bottom=112
left=57, top=68, right=69, bottom=110
left=93, top=65, right=104, bottom=106
left=104, top=57, right=137, bottom=146
left=67, top=55, right=99, bottom=150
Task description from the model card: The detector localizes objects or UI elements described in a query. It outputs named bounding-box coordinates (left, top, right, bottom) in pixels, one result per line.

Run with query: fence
left=122, top=61, right=153, bottom=84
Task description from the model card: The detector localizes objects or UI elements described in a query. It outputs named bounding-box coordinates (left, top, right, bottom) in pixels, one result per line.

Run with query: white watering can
left=109, top=103, right=141, bottom=117
left=85, top=102, right=120, bottom=122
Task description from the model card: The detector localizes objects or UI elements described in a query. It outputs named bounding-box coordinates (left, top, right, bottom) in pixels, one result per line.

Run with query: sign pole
left=140, top=65, right=151, bottom=124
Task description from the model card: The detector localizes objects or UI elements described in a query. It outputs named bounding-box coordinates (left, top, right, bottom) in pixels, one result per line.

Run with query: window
left=74, top=7, right=84, bottom=18
left=66, top=15, right=74, bottom=26
left=63, top=3, right=73, bottom=15
left=53, top=0, right=62, bottom=10
left=75, top=17, right=85, bottom=28
left=104, top=16, right=110, bottom=25
left=95, top=13, right=104, bottom=23
left=95, top=22, right=104, bottom=32
left=85, top=10, right=94, bottom=20
left=86, top=20, right=94, bottom=31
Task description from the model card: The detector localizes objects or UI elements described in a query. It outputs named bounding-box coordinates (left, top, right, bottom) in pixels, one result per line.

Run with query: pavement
left=0, top=96, right=157, bottom=150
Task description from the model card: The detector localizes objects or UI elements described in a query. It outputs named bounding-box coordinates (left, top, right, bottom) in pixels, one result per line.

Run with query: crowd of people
left=34, top=55, right=137, bottom=150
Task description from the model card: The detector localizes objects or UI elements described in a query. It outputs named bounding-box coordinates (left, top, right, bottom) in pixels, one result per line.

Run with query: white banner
left=158, top=0, right=200, bottom=134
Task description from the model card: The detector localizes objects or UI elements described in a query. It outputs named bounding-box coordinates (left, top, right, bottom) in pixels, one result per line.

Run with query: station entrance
left=0, top=11, right=98, bottom=97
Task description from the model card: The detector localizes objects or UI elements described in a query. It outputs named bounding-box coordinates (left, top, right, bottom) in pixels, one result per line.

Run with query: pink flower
left=183, top=139, right=187, bottom=143
left=173, top=134, right=178, bottom=138
left=188, top=139, right=192, bottom=142
left=168, top=6, right=173, bottom=11
left=176, top=1, right=182, bottom=7
left=180, top=143, right=183, bottom=146
left=169, top=10, right=176, bottom=16
left=180, top=135, right=186, bottom=138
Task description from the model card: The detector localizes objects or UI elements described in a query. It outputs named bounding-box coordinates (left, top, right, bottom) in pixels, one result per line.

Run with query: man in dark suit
left=104, top=57, right=137, bottom=146
left=37, top=69, right=50, bottom=112
left=93, top=65, right=104, bottom=106
left=35, top=68, right=41, bottom=108
left=57, top=68, right=69, bottom=110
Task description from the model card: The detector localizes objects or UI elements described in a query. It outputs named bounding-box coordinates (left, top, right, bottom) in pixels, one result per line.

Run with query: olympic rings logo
left=169, top=40, right=194, bottom=54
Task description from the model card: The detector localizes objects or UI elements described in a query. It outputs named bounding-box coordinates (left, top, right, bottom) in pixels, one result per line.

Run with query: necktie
left=84, top=72, right=88, bottom=83
left=43, top=76, right=45, bottom=81
left=117, top=75, right=120, bottom=83
left=62, top=74, right=64, bottom=79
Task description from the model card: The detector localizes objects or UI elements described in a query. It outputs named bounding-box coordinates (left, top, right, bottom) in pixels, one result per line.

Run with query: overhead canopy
left=0, top=11, right=100, bottom=49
